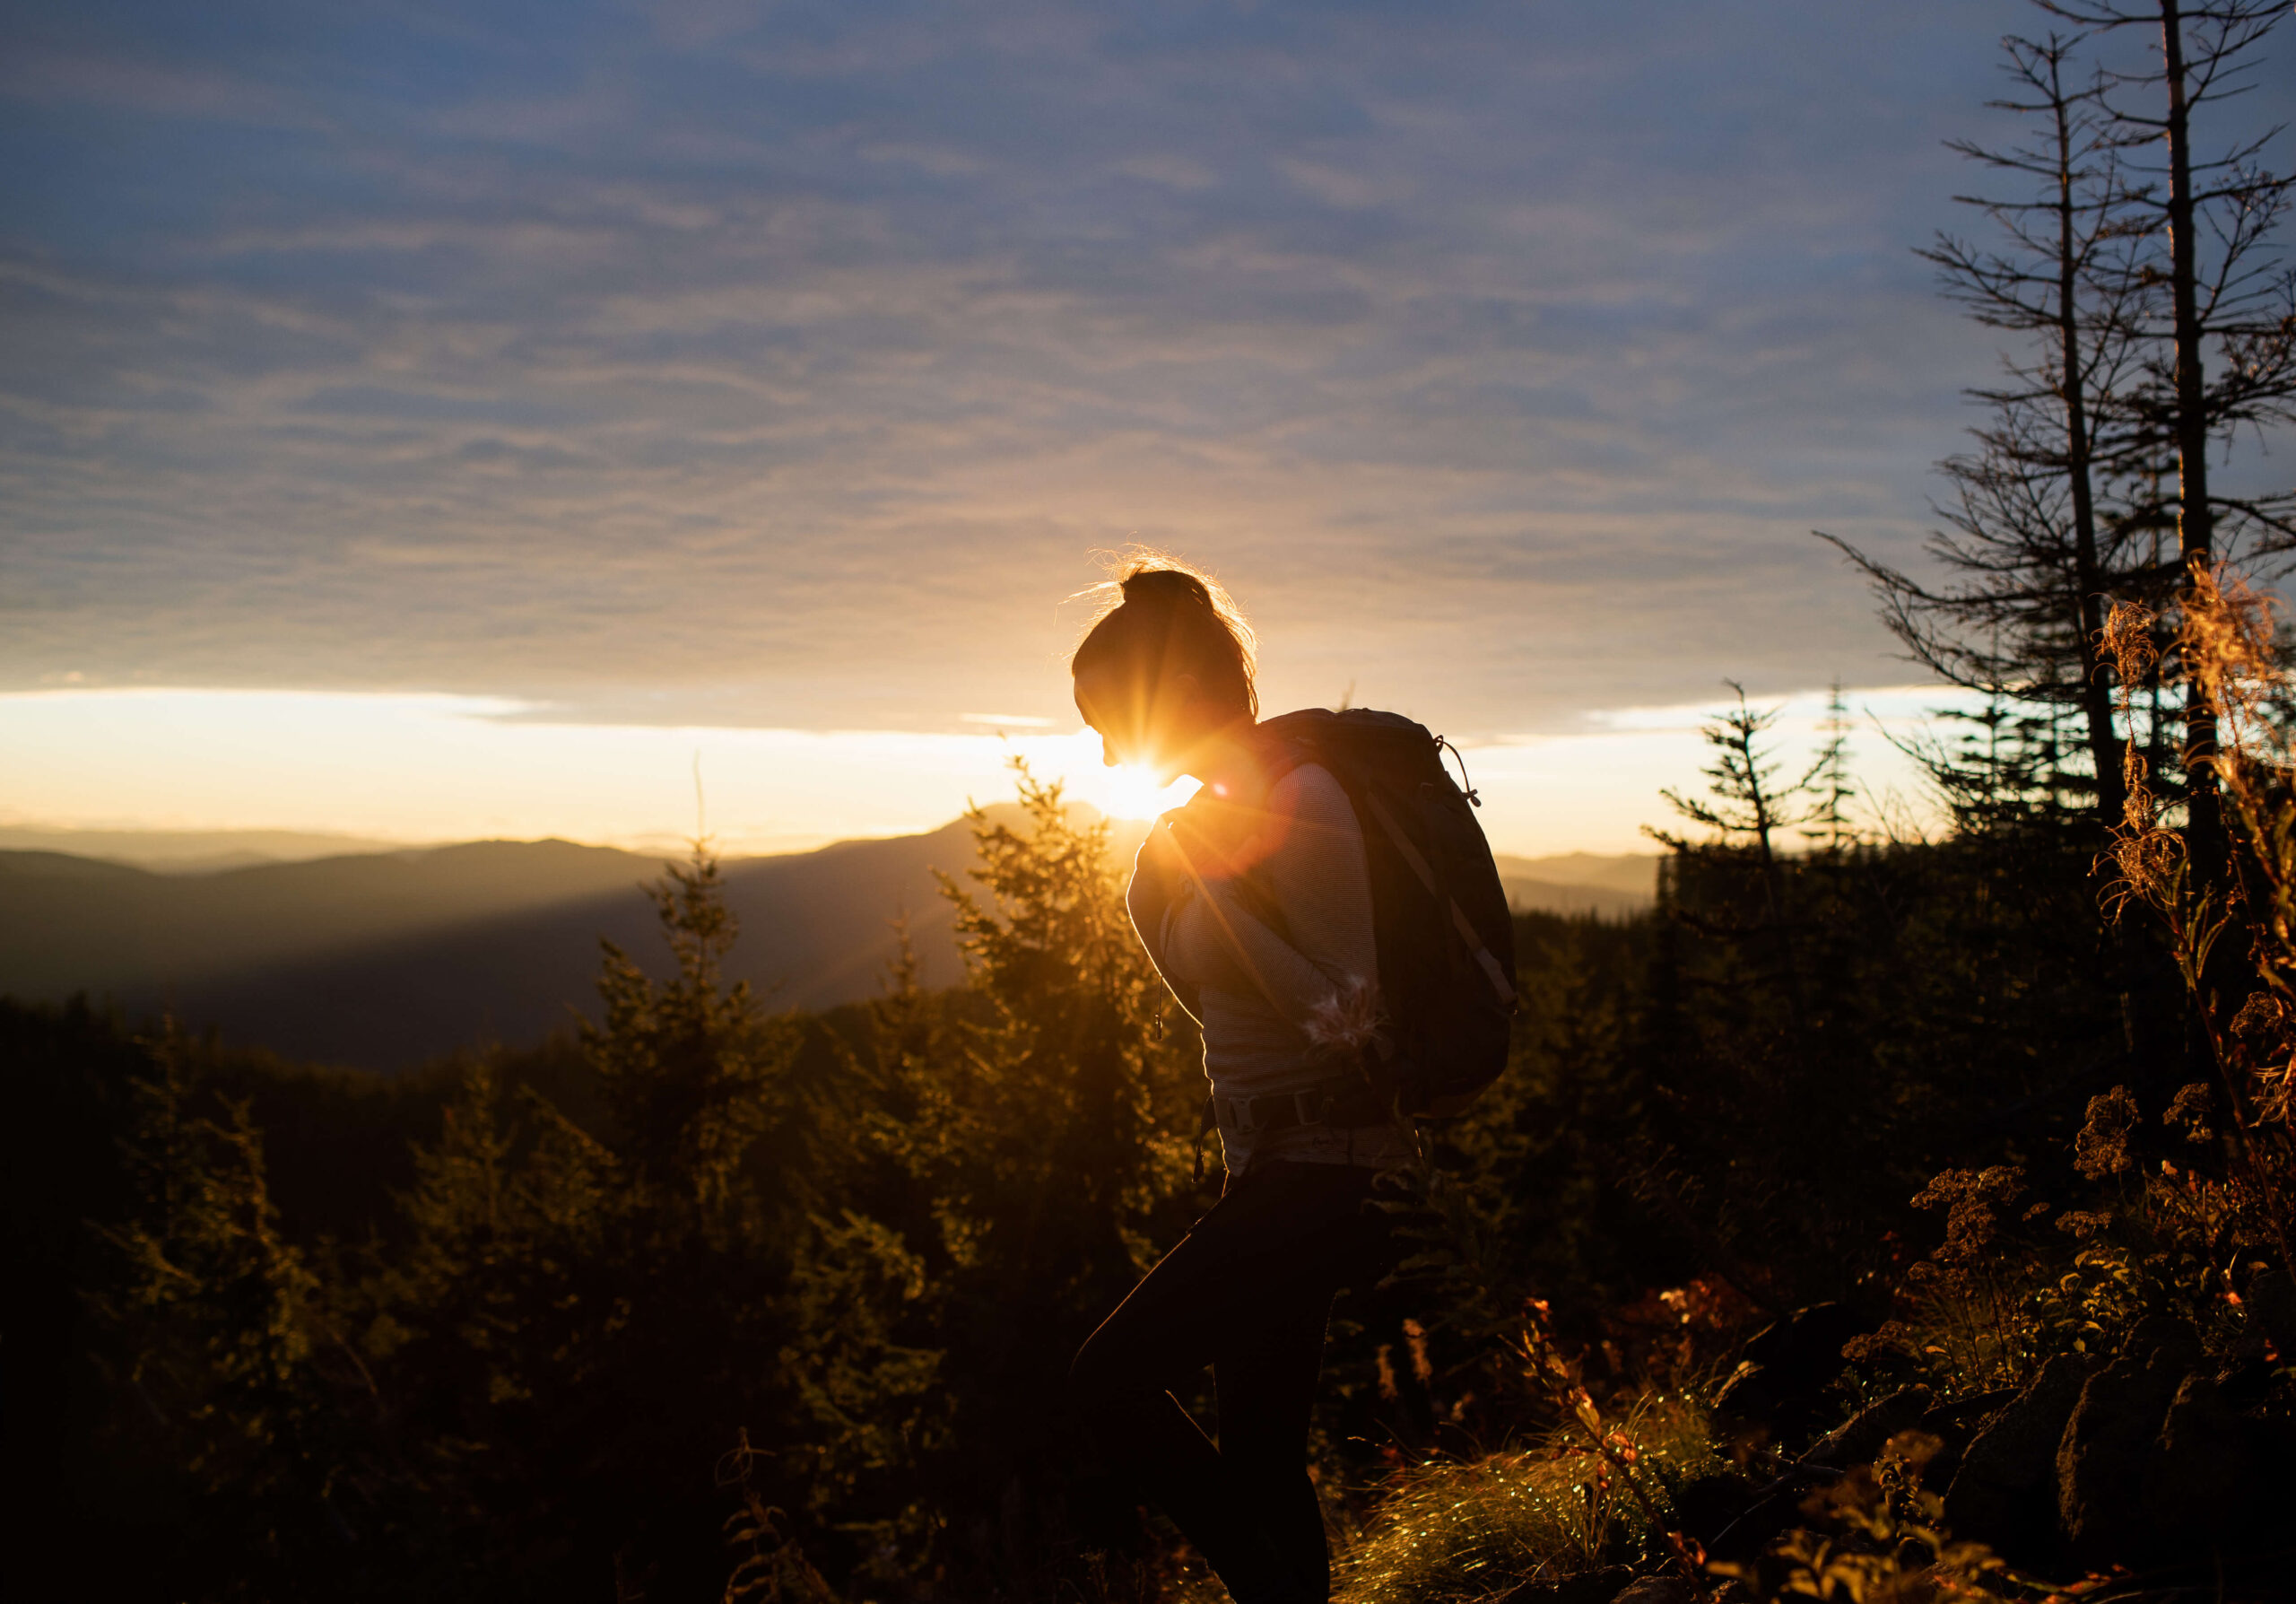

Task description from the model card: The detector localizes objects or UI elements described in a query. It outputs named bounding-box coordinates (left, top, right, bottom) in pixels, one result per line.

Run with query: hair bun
left=1120, top=566, right=1213, bottom=607
left=1072, top=550, right=1259, bottom=720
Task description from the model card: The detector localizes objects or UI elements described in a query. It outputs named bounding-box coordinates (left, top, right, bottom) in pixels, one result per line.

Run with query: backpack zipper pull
left=1437, top=735, right=1483, bottom=806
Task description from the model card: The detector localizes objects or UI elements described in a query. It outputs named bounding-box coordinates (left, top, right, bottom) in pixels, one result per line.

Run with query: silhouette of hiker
left=1069, top=558, right=1405, bottom=1604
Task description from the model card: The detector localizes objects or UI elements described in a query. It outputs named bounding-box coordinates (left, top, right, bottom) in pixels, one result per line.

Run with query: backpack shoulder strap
left=1252, top=709, right=1335, bottom=787
left=1261, top=707, right=1516, bottom=1011
left=1354, top=787, right=1516, bottom=1007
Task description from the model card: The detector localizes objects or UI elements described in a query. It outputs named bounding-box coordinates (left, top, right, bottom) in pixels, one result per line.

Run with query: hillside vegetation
left=14, top=690, right=2296, bottom=1600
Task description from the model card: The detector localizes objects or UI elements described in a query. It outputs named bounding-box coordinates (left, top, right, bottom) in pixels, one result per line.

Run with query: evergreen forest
left=9, top=3, right=2296, bottom=1600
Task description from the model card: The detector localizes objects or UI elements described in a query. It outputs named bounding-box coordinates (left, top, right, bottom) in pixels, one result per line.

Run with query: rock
left=1802, top=1385, right=1933, bottom=1470
left=1711, top=1359, right=1774, bottom=1423
left=2216, top=1354, right=2275, bottom=1411
left=1497, top=1564, right=1634, bottom=1604
left=2245, top=1268, right=2296, bottom=1357
left=1611, top=1581, right=1691, bottom=1604
left=2118, top=1312, right=2204, bottom=1361
left=1671, top=1470, right=1755, bottom=1546
left=1715, top=1303, right=1876, bottom=1444
left=2144, top=1372, right=2257, bottom=1543
left=1915, top=1386, right=2015, bottom=1491
left=1742, top=1302, right=1861, bottom=1365
left=1743, top=1302, right=1873, bottom=1383
left=2056, top=1345, right=2190, bottom=1565
left=1701, top=1478, right=1810, bottom=1565
left=1944, top=1354, right=2098, bottom=1562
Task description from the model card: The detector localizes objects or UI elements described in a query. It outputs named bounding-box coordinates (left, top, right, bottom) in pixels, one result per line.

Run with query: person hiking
left=1066, top=557, right=1413, bottom=1604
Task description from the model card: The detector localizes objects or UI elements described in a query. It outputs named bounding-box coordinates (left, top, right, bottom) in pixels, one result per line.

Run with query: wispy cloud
left=3, top=0, right=2285, bottom=741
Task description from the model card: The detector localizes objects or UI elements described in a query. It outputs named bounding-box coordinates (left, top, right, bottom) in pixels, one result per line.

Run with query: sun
left=1084, top=763, right=1197, bottom=821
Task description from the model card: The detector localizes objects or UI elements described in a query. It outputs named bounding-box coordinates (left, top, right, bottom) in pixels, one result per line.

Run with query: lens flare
left=1084, top=763, right=1196, bottom=820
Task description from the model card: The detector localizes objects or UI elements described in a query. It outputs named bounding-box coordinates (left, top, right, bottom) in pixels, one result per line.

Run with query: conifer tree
left=817, top=927, right=969, bottom=1255
left=99, top=1022, right=330, bottom=1568
left=1649, top=684, right=1805, bottom=867
left=938, top=763, right=1197, bottom=1304
left=586, top=843, right=799, bottom=1240
left=899, top=763, right=1203, bottom=1584
left=382, top=1059, right=617, bottom=1528
left=373, top=842, right=823, bottom=1595
left=1799, top=683, right=1859, bottom=857
left=770, top=939, right=961, bottom=1574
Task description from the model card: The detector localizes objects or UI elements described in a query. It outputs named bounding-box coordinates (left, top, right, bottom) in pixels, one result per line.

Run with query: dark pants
left=1069, top=1160, right=1387, bottom=1604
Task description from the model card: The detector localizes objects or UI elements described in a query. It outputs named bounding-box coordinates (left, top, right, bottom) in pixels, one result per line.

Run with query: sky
left=0, top=683, right=1967, bottom=856
left=4, top=1, right=2290, bottom=854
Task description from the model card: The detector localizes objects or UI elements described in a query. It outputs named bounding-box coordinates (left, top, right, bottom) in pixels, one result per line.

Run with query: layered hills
left=0, top=819, right=1652, bottom=1071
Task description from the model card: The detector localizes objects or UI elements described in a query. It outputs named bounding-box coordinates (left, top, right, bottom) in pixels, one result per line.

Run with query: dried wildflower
left=1842, top=1323, right=1917, bottom=1366
left=2074, top=1087, right=2141, bottom=1180
left=1302, top=972, right=1387, bottom=1053
left=1910, top=1164, right=2026, bottom=1262
left=2099, top=597, right=2183, bottom=920
left=1402, top=1316, right=1434, bottom=1387
left=2163, top=1082, right=2217, bottom=1146
left=2231, top=992, right=2291, bottom=1053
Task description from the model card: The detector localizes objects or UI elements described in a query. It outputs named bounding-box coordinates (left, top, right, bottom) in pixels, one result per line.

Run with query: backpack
left=1257, top=708, right=1518, bottom=1119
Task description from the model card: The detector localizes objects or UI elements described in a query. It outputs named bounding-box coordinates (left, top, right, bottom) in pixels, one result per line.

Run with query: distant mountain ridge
left=0, top=825, right=418, bottom=873
left=0, top=824, right=1654, bottom=1072
left=1495, top=852, right=1659, bottom=898
left=0, top=826, right=977, bottom=1070
left=1491, top=852, right=1657, bottom=919
left=0, top=838, right=672, bottom=998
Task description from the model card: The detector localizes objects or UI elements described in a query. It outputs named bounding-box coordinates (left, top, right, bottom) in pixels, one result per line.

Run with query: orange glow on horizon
left=0, top=686, right=1968, bottom=857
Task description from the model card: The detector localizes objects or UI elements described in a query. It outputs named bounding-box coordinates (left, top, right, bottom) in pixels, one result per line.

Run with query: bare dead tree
left=1824, top=32, right=2169, bottom=830
left=2036, top=0, right=2296, bottom=884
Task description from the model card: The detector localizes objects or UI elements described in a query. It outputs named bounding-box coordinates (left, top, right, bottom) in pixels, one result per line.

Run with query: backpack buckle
left=1213, top=1091, right=1332, bottom=1136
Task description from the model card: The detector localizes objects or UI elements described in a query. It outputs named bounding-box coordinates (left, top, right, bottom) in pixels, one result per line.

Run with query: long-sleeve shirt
left=1127, top=762, right=1415, bottom=1176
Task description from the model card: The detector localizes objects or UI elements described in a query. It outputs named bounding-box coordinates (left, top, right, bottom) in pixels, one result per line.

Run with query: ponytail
left=1072, top=554, right=1258, bottom=720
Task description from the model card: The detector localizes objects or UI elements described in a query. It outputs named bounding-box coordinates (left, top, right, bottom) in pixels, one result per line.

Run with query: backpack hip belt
left=1204, top=1080, right=1393, bottom=1138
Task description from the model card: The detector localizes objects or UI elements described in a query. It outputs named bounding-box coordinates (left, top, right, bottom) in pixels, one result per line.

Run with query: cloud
left=1, top=0, right=2287, bottom=740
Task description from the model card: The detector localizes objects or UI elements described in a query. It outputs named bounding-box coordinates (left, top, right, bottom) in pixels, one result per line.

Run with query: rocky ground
left=1457, top=1279, right=2296, bottom=1604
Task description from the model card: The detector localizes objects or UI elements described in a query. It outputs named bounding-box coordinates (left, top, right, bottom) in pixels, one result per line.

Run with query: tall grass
left=1332, top=1390, right=1724, bottom=1604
